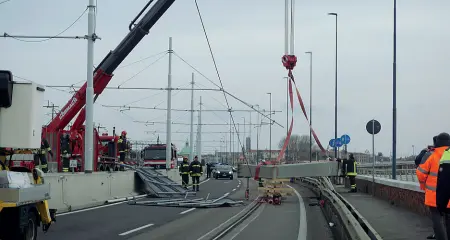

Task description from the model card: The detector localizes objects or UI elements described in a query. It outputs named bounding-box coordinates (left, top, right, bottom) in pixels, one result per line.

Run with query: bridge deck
left=334, top=185, right=432, bottom=240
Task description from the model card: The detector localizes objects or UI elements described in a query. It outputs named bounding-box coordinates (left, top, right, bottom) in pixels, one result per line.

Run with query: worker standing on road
left=179, top=157, right=190, bottom=188
left=38, top=137, right=53, bottom=173
left=206, top=162, right=212, bottom=178
left=415, top=136, right=437, bottom=168
left=189, top=156, right=203, bottom=191
left=342, top=154, right=357, bottom=193
left=417, top=133, right=450, bottom=240
left=118, top=131, right=128, bottom=164
left=436, top=134, right=450, bottom=239
left=415, top=136, right=438, bottom=239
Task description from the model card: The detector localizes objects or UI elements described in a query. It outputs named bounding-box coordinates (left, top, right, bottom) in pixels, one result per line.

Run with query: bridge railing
left=357, top=167, right=417, bottom=182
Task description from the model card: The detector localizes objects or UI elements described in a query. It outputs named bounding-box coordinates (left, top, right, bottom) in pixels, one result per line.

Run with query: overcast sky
left=1, top=0, right=449, bottom=157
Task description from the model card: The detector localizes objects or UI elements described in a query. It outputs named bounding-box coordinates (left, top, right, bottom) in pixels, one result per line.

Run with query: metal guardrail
left=357, top=168, right=417, bottom=182
left=299, top=177, right=382, bottom=240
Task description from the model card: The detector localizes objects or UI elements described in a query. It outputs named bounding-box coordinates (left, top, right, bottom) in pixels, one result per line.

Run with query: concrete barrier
left=354, top=175, right=428, bottom=216
left=42, top=169, right=205, bottom=213
left=44, top=171, right=140, bottom=213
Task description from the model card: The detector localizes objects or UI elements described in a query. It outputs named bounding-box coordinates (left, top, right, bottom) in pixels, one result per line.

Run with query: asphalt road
left=128, top=177, right=260, bottom=240
left=40, top=176, right=241, bottom=240
left=213, top=181, right=334, bottom=240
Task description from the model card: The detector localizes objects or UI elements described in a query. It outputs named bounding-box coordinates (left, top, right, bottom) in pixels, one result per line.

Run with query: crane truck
left=10, top=0, right=176, bottom=173
left=0, top=71, right=57, bottom=240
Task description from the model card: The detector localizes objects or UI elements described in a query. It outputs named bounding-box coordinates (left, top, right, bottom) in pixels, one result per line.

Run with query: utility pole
left=43, top=101, right=59, bottom=120
left=166, top=37, right=173, bottom=170
left=229, top=111, right=232, bottom=165
left=189, top=73, right=195, bottom=162
left=197, top=96, right=202, bottom=162
left=305, top=51, right=313, bottom=162
left=267, top=92, right=272, bottom=160
left=285, top=76, right=289, bottom=162
left=85, top=0, right=96, bottom=173
left=256, top=104, right=260, bottom=164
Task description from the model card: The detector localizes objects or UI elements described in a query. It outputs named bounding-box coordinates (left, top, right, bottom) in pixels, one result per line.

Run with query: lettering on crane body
left=59, top=98, right=78, bottom=120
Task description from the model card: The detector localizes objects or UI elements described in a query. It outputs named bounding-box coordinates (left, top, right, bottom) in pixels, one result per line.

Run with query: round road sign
left=366, top=120, right=381, bottom=135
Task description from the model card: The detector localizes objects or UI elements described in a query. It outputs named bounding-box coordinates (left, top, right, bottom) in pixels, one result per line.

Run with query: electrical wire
left=194, top=0, right=251, bottom=172
left=194, top=82, right=227, bottom=109
left=0, top=0, right=12, bottom=5
left=117, top=50, right=168, bottom=70
left=6, top=7, right=88, bottom=43
left=117, top=52, right=168, bottom=87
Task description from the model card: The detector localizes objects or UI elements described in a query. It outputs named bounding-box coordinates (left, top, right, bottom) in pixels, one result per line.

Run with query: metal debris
left=134, top=167, right=193, bottom=198
left=128, top=196, right=244, bottom=208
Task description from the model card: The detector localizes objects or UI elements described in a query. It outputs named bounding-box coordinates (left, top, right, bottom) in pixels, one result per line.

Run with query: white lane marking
left=196, top=197, right=259, bottom=240
left=229, top=204, right=265, bottom=240
left=287, top=184, right=307, bottom=240
left=118, top=223, right=154, bottom=236
left=57, top=201, right=125, bottom=216
left=200, top=178, right=210, bottom=185
left=237, top=184, right=240, bottom=188
left=232, top=188, right=236, bottom=191
left=59, top=179, right=211, bottom=217
left=180, top=208, right=196, bottom=215
left=224, top=181, right=230, bottom=184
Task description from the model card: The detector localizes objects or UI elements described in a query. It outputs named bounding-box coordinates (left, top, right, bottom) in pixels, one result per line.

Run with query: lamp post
left=305, top=51, right=313, bottom=162
left=267, top=92, right=272, bottom=161
left=285, top=76, right=289, bottom=162
left=328, top=12, right=338, bottom=159
left=392, top=0, right=398, bottom=180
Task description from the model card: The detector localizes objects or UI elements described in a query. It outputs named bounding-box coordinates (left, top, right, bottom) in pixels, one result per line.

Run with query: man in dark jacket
left=342, top=154, right=357, bottom=193
left=206, top=162, right=212, bottom=178
left=436, top=133, right=450, bottom=239
left=189, top=156, right=203, bottom=191
left=415, top=136, right=437, bottom=168
left=179, top=157, right=190, bottom=188
left=38, top=138, right=53, bottom=173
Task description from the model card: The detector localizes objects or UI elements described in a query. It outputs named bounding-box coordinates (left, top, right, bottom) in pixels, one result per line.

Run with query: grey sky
left=1, top=0, right=449, bottom=157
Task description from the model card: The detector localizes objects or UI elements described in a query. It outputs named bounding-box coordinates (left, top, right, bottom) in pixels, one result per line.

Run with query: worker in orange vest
left=417, top=133, right=450, bottom=240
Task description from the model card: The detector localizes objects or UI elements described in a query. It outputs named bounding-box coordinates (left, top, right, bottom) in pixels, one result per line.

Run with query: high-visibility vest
left=416, top=146, right=450, bottom=207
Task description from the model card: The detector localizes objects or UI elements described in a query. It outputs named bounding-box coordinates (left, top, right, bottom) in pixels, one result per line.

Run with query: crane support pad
left=238, top=161, right=340, bottom=179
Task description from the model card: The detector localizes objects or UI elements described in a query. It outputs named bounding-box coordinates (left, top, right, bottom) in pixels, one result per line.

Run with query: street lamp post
left=305, top=51, right=313, bottom=162
left=267, top=92, right=272, bottom=161
left=392, top=0, right=398, bottom=180
left=285, top=76, right=289, bottom=162
left=328, top=12, right=338, bottom=159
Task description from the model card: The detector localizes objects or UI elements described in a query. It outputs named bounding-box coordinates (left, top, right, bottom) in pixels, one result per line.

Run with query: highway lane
left=128, top=177, right=258, bottom=240
left=40, top=176, right=240, bottom=240
left=219, top=182, right=333, bottom=240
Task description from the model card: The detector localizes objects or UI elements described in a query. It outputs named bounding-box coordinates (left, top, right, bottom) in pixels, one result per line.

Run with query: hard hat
left=121, top=131, right=127, bottom=136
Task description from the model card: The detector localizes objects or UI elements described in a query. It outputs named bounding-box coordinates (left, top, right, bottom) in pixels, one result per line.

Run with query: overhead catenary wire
left=117, top=50, right=168, bottom=70
left=194, top=0, right=251, bottom=171
left=0, top=0, right=12, bottom=5
left=172, top=51, right=280, bottom=127
left=4, top=7, right=88, bottom=42
left=117, top=52, right=168, bottom=87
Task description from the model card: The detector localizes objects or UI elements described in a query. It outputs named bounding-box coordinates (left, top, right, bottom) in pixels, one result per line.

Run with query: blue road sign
left=329, top=139, right=336, bottom=148
left=335, top=138, right=343, bottom=148
left=341, top=134, right=351, bottom=145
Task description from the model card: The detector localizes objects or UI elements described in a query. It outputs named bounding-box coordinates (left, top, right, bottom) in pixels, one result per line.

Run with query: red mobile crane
left=13, top=0, right=177, bottom=173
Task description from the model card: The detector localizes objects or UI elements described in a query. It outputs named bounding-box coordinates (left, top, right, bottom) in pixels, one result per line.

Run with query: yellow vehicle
left=0, top=71, right=56, bottom=240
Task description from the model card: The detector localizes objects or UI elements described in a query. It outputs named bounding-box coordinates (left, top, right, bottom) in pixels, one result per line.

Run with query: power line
left=102, top=105, right=281, bottom=113
left=3, top=7, right=88, bottom=42
left=117, top=50, right=168, bottom=70
left=117, top=52, right=168, bottom=87
left=0, top=0, right=12, bottom=5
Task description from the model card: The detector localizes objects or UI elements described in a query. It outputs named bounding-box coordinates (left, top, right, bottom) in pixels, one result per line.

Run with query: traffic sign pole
left=372, top=119, right=375, bottom=196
